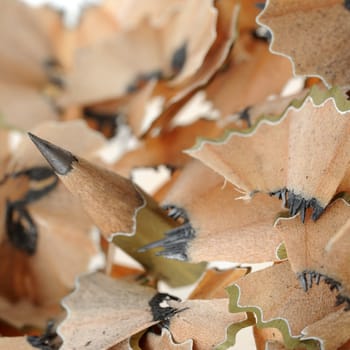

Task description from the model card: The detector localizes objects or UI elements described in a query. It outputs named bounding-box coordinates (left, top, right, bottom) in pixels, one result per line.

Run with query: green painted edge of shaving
left=276, top=242, right=288, bottom=260
left=112, top=186, right=207, bottom=288
left=215, top=312, right=256, bottom=350
left=225, top=284, right=321, bottom=350
left=188, top=85, right=350, bottom=151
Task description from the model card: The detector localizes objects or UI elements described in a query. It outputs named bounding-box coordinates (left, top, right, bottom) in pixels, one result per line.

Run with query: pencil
left=28, top=133, right=206, bottom=287
left=139, top=160, right=284, bottom=263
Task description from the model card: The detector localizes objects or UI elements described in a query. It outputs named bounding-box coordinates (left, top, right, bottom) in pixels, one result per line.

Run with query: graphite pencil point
left=27, top=134, right=205, bottom=285
left=28, top=133, right=77, bottom=175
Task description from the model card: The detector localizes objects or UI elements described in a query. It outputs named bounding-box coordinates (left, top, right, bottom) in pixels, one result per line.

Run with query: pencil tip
left=28, top=133, right=77, bottom=175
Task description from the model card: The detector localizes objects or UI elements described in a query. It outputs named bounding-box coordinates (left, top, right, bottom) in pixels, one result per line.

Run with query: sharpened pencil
left=29, top=133, right=206, bottom=287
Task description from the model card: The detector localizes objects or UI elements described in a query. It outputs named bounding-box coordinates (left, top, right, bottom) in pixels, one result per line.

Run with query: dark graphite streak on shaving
left=138, top=221, right=196, bottom=261
left=270, top=188, right=324, bottom=223
left=125, top=42, right=187, bottom=93
left=83, top=107, right=119, bottom=138
left=297, top=270, right=350, bottom=311
left=20, top=184, right=58, bottom=206
left=171, top=43, right=187, bottom=74
left=12, top=167, right=58, bottom=207
left=47, top=74, right=65, bottom=90
left=12, top=166, right=54, bottom=181
left=6, top=201, right=38, bottom=256
left=162, top=204, right=189, bottom=222
left=149, top=293, right=186, bottom=327
left=139, top=206, right=194, bottom=260
left=5, top=166, right=58, bottom=255
left=238, top=106, right=252, bottom=128
left=140, top=70, right=163, bottom=81
left=255, top=2, right=265, bottom=10
left=126, top=70, right=163, bottom=93
left=27, top=320, right=61, bottom=350
left=336, top=294, right=350, bottom=311
left=43, top=58, right=65, bottom=89
left=344, top=0, right=350, bottom=11
left=251, top=28, right=272, bottom=43
left=44, top=58, right=60, bottom=70
left=83, top=107, right=120, bottom=121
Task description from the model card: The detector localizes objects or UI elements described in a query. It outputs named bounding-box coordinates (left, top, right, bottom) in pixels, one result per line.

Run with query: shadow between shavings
left=128, top=330, right=147, bottom=350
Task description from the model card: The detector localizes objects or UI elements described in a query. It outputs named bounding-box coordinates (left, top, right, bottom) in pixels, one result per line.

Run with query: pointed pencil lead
left=28, top=133, right=77, bottom=175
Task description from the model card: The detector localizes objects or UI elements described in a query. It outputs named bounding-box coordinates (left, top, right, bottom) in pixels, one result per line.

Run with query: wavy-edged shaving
left=226, top=261, right=344, bottom=350
left=257, top=0, right=350, bottom=87
left=275, top=195, right=350, bottom=310
left=187, top=87, right=350, bottom=221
